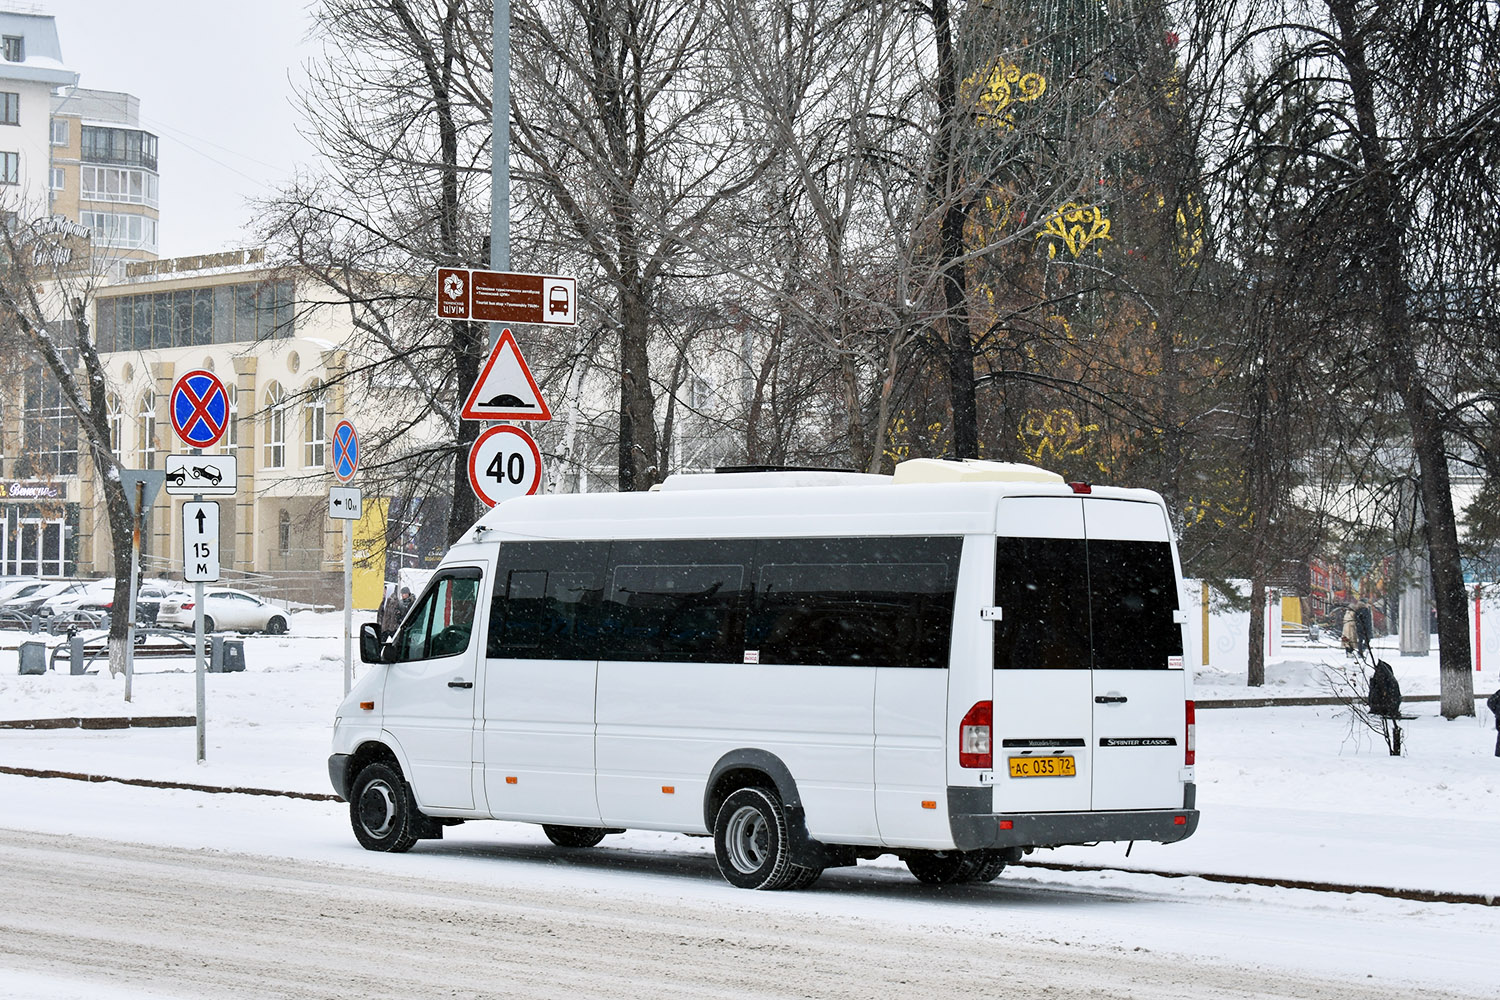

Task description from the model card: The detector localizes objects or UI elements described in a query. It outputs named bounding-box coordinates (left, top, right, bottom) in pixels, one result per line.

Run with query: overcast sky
left=44, top=0, right=321, bottom=258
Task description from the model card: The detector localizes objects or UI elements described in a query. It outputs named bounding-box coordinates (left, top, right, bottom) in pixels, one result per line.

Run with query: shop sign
left=0, top=480, right=65, bottom=501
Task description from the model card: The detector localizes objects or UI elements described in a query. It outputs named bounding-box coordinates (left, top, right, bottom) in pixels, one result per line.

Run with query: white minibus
left=329, top=458, right=1199, bottom=889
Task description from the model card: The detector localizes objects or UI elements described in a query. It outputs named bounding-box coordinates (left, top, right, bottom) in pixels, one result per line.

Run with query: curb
left=0, top=764, right=341, bottom=802
left=0, top=716, right=195, bottom=730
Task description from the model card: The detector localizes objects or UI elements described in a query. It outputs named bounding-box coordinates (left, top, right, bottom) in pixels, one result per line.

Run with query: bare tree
left=261, top=0, right=495, bottom=544
left=509, top=0, right=778, bottom=490
left=1203, top=0, right=1500, bottom=717
left=0, top=218, right=135, bottom=681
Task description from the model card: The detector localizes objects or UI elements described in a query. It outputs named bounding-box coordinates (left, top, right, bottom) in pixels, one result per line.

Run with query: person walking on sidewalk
left=1354, top=599, right=1375, bottom=660
left=1340, top=605, right=1357, bottom=657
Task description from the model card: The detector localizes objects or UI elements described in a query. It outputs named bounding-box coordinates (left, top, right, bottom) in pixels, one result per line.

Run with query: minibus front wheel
left=349, top=761, right=423, bottom=852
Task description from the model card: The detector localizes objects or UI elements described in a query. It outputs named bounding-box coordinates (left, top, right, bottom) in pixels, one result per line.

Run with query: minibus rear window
left=1088, top=540, right=1183, bottom=670
left=993, top=537, right=1091, bottom=670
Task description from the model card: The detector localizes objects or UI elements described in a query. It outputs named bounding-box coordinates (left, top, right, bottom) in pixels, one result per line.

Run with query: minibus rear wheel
left=713, top=786, right=820, bottom=890
left=350, top=761, right=421, bottom=852
left=542, top=825, right=608, bottom=848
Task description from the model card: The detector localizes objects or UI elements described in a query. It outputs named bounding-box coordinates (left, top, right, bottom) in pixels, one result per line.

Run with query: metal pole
left=194, top=576, right=206, bottom=762
left=493, top=0, right=510, bottom=273
left=343, top=518, right=353, bottom=696
left=124, top=481, right=142, bottom=703
left=491, top=0, right=510, bottom=353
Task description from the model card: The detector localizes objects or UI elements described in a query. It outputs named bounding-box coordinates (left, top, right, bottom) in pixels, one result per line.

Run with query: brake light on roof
left=1185, top=700, right=1196, bottom=765
left=959, top=700, right=992, bottom=768
left=1068, top=482, right=1092, bottom=494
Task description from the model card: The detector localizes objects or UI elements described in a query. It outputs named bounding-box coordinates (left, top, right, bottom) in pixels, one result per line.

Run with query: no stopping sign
left=467, top=424, right=543, bottom=507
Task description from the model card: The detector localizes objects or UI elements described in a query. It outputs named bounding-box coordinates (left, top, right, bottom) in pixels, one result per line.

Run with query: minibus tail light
left=959, top=700, right=992, bottom=768
left=1185, top=700, right=1196, bottom=765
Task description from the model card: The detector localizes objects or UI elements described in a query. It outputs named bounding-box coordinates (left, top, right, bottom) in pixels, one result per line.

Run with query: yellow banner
left=352, top=497, right=388, bottom=610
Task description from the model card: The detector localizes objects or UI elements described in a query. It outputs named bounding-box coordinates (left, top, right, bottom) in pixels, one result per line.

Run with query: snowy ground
left=1, top=614, right=1496, bottom=997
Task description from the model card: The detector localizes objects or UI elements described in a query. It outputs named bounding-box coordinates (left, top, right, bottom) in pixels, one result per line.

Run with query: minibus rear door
left=1082, top=500, right=1188, bottom=811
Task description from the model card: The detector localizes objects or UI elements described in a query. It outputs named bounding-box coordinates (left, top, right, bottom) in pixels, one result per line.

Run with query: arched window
left=137, top=390, right=156, bottom=468
left=264, top=382, right=286, bottom=468
left=220, top=384, right=238, bottom=453
left=303, top=379, right=326, bottom=468
left=107, top=393, right=125, bottom=462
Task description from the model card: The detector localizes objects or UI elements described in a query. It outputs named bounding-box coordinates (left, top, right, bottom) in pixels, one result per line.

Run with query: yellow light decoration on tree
left=1037, top=203, right=1113, bottom=258
left=966, top=61, right=1046, bottom=129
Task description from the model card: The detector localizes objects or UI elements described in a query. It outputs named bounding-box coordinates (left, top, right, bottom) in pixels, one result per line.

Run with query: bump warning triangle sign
left=460, top=327, right=552, bottom=421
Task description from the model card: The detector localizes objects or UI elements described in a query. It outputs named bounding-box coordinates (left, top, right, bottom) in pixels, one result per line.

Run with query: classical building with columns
left=2, top=248, right=388, bottom=604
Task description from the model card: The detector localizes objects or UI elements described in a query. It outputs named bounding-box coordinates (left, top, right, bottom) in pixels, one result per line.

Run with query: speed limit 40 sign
left=467, top=424, right=543, bottom=507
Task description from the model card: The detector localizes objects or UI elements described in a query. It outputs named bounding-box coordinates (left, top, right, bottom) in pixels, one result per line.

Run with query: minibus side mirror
left=358, top=623, right=385, bottom=664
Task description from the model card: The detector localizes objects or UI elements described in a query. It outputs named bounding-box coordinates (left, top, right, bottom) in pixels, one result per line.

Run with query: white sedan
left=157, top=588, right=291, bottom=634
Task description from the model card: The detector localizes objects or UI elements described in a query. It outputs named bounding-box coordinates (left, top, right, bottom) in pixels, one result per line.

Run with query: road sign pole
left=344, top=518, right=354, bottom=696
left=195, top=574, right=206, bottom=762
left=124, top=480, right=142, bottom=703
left=492, top=0, right=515, bottom=354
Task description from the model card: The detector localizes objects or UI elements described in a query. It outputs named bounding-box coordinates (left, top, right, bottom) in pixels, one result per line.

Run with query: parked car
left=157, top=587, right=290, bottom=634
left=1, top=581, right=84, bottom=619
left=0, top=578, right=42, bottom=605
left=64, top=580, right=174, bottom=625
left=41, top=580, right=116, bottom=618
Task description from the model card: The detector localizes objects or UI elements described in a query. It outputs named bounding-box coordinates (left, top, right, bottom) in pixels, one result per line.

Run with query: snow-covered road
left=1, top=777, right=1494, bottom=999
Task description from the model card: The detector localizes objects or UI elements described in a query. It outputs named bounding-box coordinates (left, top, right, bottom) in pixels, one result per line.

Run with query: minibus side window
left=750, top=536, right=960, bottom=668
left=1087, top=540, right=1182, bottom=670
left=394, top=570, right=482, bottom=662
left=598, top=539, right=751, bottom=663
left=993, top=538, right=1091, bottom=670
left=488, top=541, right=608, bottom=659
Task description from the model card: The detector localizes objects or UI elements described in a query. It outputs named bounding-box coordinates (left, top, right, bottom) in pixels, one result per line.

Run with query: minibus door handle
left=1094, top=694, right=1128, bottom=704
left=448, top=678, right=474, bottom=689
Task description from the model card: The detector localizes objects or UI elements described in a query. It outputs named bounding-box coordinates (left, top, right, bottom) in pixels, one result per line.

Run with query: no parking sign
left=169, top=370, right=229, bottom=449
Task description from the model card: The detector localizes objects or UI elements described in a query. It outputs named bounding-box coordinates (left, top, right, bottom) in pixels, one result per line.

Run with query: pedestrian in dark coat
left=1354, top=599, right=1375, bottom=659
left=1488, top=689, right=1500, bottom=758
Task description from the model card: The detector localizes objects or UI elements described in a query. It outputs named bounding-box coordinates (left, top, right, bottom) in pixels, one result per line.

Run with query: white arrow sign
left=329, top=486, right=363, bottom=520
left=182, top=501, right=221, bottom=582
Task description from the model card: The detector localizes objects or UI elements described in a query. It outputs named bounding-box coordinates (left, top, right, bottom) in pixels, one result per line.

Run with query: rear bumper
left=949, top=784, right=1199, bottom=851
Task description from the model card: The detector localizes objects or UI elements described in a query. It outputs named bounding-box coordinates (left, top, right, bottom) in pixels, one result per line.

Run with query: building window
left=79, top=125, right=158, bottom=170
left=80, top=165, right=158, bottom=207
left=3, top=36, right=23, bottom=62
left=0, top=93, right=17, bottom=126
left=137, top=391, right=157, bottom=468
left=0, top=151, right=17, bottom=185
left=49, top=167, right=63, bottom=191
left=303, top=381, right=326, bottom=468
left=277, top=510, right=291, bottom=556
left=50, top=118, right=67, bottom=145
left=79, top=210, right=158, bottom=252
left=108, top=393, right=124, bottom=462
left=21, top=366, right=77, bottom=477
left=264, top=382, right=286, bottom=469
left=221, top=384, right=238, bottom=453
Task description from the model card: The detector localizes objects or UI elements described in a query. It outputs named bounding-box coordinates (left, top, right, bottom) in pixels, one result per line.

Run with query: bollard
left=69, top=634, right=88, bottom=675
